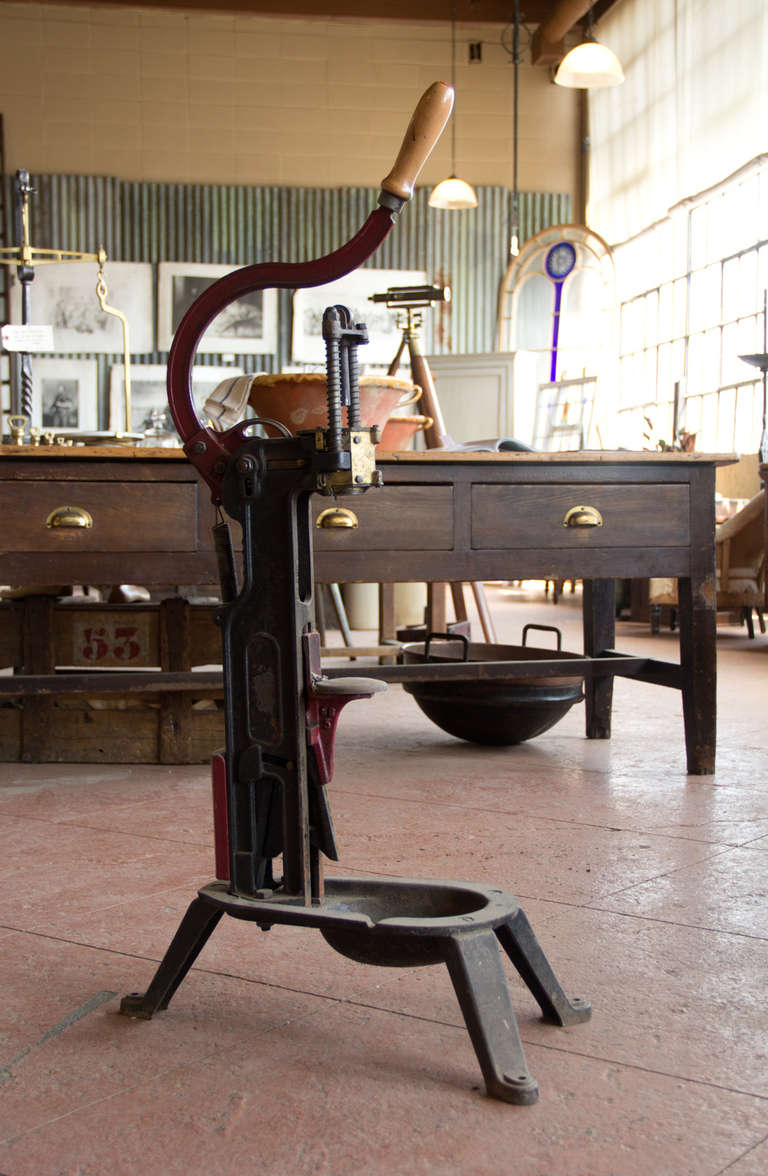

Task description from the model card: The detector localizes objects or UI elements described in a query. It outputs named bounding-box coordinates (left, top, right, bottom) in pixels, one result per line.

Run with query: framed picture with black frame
left=157, top=263, right=277, bottom=355
left=30, top=357, right=99, bottom=431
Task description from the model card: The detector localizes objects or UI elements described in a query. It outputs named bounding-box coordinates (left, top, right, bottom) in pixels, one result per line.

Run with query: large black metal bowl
left=401, top=627, right=584, bottom=746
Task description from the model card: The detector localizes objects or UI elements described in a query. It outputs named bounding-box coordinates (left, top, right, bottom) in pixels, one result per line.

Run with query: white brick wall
left=0, top=3, right=579, bottom=197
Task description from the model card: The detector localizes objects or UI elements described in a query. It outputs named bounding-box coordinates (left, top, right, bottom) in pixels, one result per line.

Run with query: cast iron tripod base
left=120, top=876, right=589, bottom=1106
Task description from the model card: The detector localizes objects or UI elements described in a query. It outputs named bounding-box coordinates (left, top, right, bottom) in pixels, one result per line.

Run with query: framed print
left=110, top=363, right=244, bottom=438
left=29, top=357, right=98, bottom=431
left=533, top=376, right=597, bottom=451
left=10, top=261, right=154, bottom=354
left=291, top=268, right=427, bottom=365
left=157, top=263, right=277, bottom=354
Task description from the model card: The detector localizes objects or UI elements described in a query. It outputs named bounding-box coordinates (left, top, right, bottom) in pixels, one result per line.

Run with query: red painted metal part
left=306, top=690, right=370, bottom=787
left=211, top=751, right=230, bottom=881
left=166, top=204, right=398, bottom=500
left=303, top=630, right=380, bottom=785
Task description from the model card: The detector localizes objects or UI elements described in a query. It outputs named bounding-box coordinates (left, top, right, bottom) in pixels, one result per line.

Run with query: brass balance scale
left=0, top=169, right=140, bottom=446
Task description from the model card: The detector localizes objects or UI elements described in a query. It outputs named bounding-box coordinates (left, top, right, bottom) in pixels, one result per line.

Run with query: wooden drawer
left=312, top=484, right=454, bottom=552
left=471, top=483, right=690, bottom=549
left=3, top=480, right=200, bottom=553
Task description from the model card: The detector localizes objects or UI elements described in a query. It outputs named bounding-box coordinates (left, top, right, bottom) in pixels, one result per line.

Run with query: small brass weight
left=8, top=415, right=28, bottom=445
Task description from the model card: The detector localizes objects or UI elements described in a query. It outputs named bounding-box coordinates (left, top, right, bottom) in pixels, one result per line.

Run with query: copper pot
left=247, top=372, right=420, bottom=435
left=379, top=412, right=434, bottom=451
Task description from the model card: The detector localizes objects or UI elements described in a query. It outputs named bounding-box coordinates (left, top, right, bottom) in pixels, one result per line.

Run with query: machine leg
left=443, top=930, right=539, bottom=1105
left=120, top=895, right=223, bottom=1019
left=495, top=910, right=591, bottom=1026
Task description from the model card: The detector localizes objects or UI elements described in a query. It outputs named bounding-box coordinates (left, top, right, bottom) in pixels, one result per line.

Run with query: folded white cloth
left=203, top=374, right=256, bottom=431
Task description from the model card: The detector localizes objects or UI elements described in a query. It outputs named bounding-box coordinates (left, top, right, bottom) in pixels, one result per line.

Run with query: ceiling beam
left=536, top=0, right=591, bottom=41
left=2, top=0, right=620, bottom=25
left=2, top=0, right=559, bottom=24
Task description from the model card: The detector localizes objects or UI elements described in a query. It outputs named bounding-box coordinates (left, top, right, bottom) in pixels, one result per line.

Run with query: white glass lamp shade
left=428, top=175, right=478, bottom=210
left=554, top=39, right=624, bottom=89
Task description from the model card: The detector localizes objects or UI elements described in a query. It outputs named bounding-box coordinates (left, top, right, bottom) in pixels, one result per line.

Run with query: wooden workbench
left=0, top=445, right=734, bottom=771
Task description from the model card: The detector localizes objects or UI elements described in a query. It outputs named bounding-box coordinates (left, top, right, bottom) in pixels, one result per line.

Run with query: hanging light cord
left=511, top=0, right=520, bottom=254
left=501, top=6, right=531, bottom=254
left=449, top=0, right=458, bottom=174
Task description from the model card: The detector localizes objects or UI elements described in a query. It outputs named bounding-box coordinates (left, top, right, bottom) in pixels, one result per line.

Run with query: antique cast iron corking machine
left=119, top=84, right=590, bottom=1105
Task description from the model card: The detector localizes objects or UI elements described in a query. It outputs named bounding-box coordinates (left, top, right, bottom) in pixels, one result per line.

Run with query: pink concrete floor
left=0, top=584, right=766, bottom=1175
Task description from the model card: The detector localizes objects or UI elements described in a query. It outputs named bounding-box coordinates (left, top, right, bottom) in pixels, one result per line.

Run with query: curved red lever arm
left=166, top=81, right=454, bottom=499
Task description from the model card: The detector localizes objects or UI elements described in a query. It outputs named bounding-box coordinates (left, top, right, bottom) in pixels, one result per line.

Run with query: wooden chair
left=649, top=489, right=766, bottom=636
left=714, top=488, right=766, bottom=636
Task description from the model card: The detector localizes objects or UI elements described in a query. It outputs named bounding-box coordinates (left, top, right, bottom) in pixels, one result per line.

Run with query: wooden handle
left=381, top=82, right=454, bottom=201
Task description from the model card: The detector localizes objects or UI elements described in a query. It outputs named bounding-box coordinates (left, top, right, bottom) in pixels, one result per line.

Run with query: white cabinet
left=423, top=351, right=538, bottom=446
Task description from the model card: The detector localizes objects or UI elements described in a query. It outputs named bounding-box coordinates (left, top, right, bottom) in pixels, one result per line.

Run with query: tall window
left=614, top=158, right=767, bottom=450
left=588, top=0, right=768, bottom=452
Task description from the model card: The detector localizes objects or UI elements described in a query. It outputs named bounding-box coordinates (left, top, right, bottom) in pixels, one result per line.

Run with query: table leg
left=426, top=582, right=448, bottom=633
left=19, top=595, right=56, bottom=761
left=582, top=578, right=614, bottom=739
left=378, top=583, right=397, bottom=665
left=676, top=575, right=716, bottom=775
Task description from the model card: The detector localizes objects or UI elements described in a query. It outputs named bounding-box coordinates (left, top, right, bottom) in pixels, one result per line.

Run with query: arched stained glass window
left=498, top=224, right=616, bottom=375
left=497, top=225, right=618, bottom=448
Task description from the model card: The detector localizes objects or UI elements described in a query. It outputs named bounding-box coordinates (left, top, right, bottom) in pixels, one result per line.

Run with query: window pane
left=758, top=243, right=768, bottom=301
left=722, top=321, right=745, bottom=386
left=687, top=329, right=720, bottom=397
left=681, top=394, right=702, bottom=439
left=706, top=195, right=726, bottom=265
left=723, top=175, right=760, bottom=257
left=716, top=384, right=736, bottom=450
left=658, top=340, right=685, bottom=399
left=672, top=278, right=688, bottom=339
left=737, top=251, right=758, bottom=319
left=722, top=256, right=741, bottom=322
left=698, top=391, right=718, bottom=449
left=514, top=274, right=552, bottom=351
left=689, top=264, right=721, bottom=333
left=734, top=383, right=762, bottom=452
left=736, top=314, right=762, bottom=360
left=643, top=289, right=659, bottom=348
left=689, top=203, right=708, bottom=269
left=560, top=269, right=605, bottom=351
left=620, top=351, right=643, bottom=408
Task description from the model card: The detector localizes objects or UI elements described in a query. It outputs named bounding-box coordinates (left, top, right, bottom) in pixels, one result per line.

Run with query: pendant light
left=428, top=2, right=478, bottom=210
left=554, top=4, right=624, bottom=89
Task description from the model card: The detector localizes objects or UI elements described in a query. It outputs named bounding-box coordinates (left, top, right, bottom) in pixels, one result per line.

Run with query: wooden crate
left=0, top=597, right=224, bottom=764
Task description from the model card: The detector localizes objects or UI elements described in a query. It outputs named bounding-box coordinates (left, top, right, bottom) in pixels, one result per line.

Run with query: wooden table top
left=0, top=444, right=739, bottom=466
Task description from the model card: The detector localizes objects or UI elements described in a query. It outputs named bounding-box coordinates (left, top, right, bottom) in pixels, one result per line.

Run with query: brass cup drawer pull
left=316, top=507, right=359, bottom=530
left=45, top=505, right=94, bottom=530
left=562, top=504, right=603, bottom=529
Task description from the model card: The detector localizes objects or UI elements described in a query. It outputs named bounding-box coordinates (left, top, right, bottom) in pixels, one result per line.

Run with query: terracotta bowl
left=379, top=412, right=434, bottom=451
left=247, top=372, right=420, bottom=435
